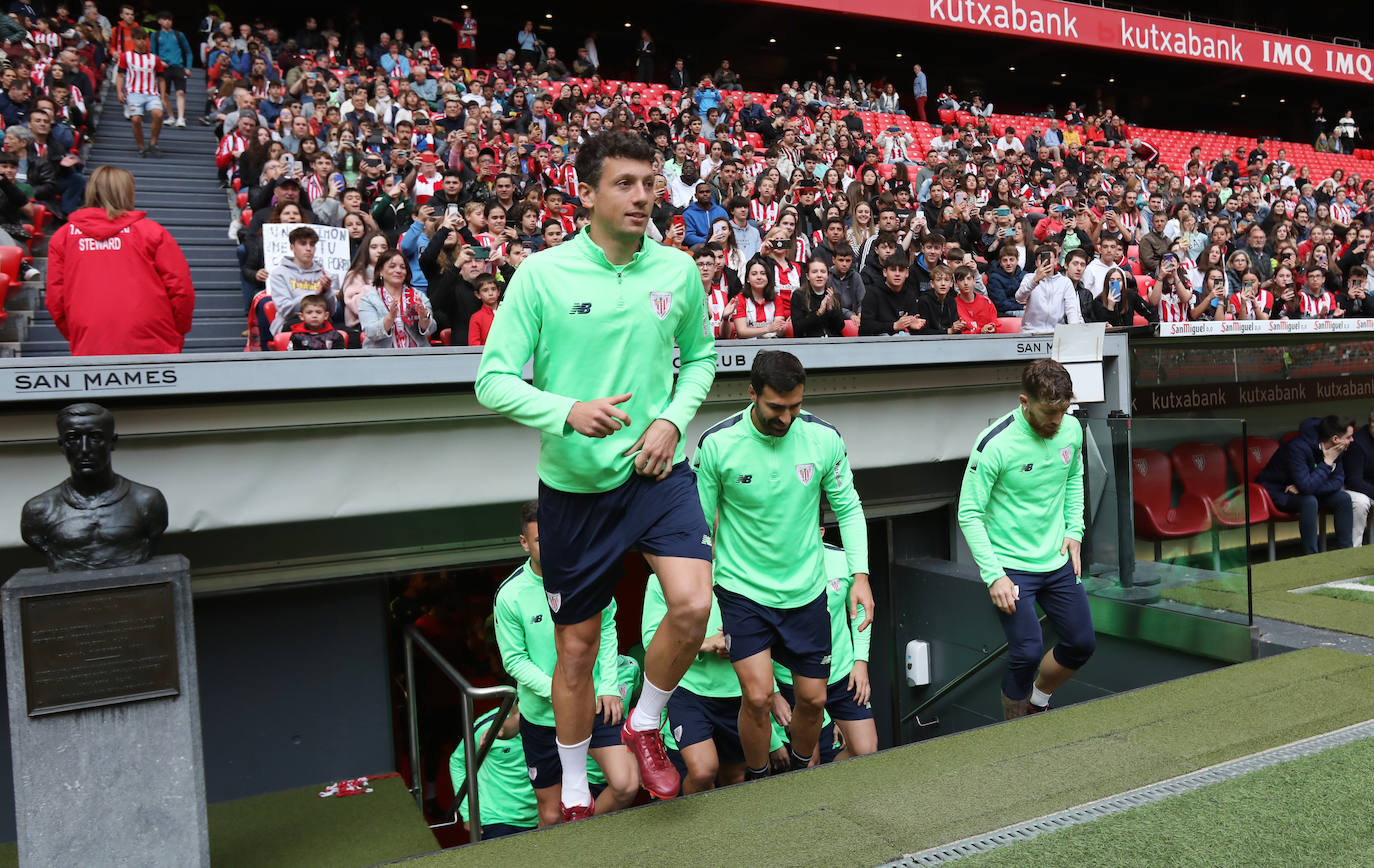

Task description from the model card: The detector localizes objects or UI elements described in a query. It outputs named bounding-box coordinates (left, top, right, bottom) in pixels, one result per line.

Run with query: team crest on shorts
left=1060, top=446, right=1073, bottom=465
left=796, top=463, right=815, bottom=485
left=672, top=725, right=683, bottom=742
left=651, top=291, right=673, bottom=320
left=528, top=767, right=537, bottom=780
left=546, top=591, right=562, bottom=613
left=723, top=634, right=732, bottom=653
left=829, top=578, right=843, bottom=593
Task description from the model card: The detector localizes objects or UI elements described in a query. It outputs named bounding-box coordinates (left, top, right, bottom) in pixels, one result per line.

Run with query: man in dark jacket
left=1340, top=409, right=1374, bottom=546
left=859, top=251, right=925, bottom=335
left=1257, top=415, right=1357, bottom=553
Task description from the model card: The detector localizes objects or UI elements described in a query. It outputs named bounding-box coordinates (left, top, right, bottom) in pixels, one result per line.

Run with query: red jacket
left=46, top=207, right=195, bottom=355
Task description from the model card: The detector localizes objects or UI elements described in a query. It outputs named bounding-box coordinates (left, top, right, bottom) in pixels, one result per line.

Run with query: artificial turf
left=958, top=730, right=1374, bottom=868
left=1164, top=546, right=1374, bottom=637
left=0, top=773, right=435, bottom=868
left=1309, top=575, right=1374, bottom=604
left=398, top=647, right=1374, bottom=868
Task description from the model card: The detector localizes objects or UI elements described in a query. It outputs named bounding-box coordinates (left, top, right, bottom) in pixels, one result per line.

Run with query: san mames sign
left=754, top=0, right=1374, bottom=87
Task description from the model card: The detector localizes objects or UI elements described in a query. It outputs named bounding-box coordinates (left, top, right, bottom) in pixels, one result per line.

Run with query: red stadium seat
left=841, top=320, right=858, bottom=337
left=938, top=109, right=956, bottom=125
left=1169, top=441, right=1268, bottom=528
left=996, top=316, right=1023, bottom=333
left=272, top=332, right=291, bottom=351
left=1131, top=448, right=1213, bottom=562
left=1225, top=435, right=1294, bottom=561
left=0, top=246, right=23, bottom=296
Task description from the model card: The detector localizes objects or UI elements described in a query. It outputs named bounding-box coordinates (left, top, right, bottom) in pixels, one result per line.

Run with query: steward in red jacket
left=46, top=204, right=195, bottom=355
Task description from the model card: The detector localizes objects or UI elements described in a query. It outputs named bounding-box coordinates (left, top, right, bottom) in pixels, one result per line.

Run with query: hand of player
left=701, top=629, right=729, bottom=658
left=568, top=393, right=633, bottom=438
left=596, top=694, right=624, bottom=726
left=769, top=745, right=791, bottom=772
left=769, top=691, right=792, bottom=728
left=847, top=660, right=871, bottom=706
left=849, top=573, right=874, bottom=631
left=989, top=575, right=1020, bottom=614
left=1060, top=537, right=1082, bottom=578
left=624, top=418, right=680, bottom=480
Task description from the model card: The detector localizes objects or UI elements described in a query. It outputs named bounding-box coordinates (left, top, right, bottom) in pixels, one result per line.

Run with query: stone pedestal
left=3, top=555, right=209, bottom=867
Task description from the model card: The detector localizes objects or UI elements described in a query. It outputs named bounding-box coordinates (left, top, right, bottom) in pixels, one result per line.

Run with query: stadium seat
left=1225, top=436, right=1296, bottom=560
left=246, top=290, right=277, bottom=352
left=996, top=317, right=1023, bottom=333
left=1136, top=275, right=1154, bottom=296
left=0, top=246, right=23, bottom=296
left=272, top=332, right=291, bottom=351
left=841, top=320, right=858, bottom=337
left=1131, top=448, right=1213, bottom=562
left=1170, top=441, right=1269, bottom=531
left=439, top=328, right=452, bottom=346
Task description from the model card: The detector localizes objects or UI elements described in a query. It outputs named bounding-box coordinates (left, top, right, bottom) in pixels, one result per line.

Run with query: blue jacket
left=682, top=200, right=727, bottom=246
left=987, top=267, right=1027, bottom=314
left=398, top=222, right=431, bottom=290
left=1257, top=417, right=1345, bottom=497
left=1341, top=427, right=1374, bottom=500
left=151, top=28, right=192, bottom=68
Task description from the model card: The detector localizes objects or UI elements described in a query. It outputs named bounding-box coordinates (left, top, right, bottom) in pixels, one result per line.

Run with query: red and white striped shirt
left=215, top=130, right=248, bottom=176
left=750, top=198, right=780, bottom=232
left=1228, top=288, right=1273, bottom=320
left=773, top=258, right=801, bottom=293
left=707, top=284, right=731, bottom=337
left=1330, top=201, right=1352, bottom=225
left=544, top=163, right=578, bottom=199
left=30, top=30, right=60, bottom=51
left=738, top=294, right=788, bottom=326
left=415, top=45, right=440, bottom=67
left=118, top=50, right=165, bottom=96
left=29, top=60, right=49, bottom=90
left=1298, top=289, right=1337, bottom=317
left=1157, top=291, right=1189, bottom=322
left=473, top=233, right=510, bottom=275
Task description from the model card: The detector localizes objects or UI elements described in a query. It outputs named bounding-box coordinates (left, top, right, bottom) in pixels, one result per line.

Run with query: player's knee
left=1054, top=631, right=1095, bottom=670
left=740, top=685, right=773, bottom=713
left=665, top=591, right=712, bottom=639
left=606, top=768, right=640, bottom=801
left=1007, top=635, right=1043, bottom=671
left=536, top=797, right=561, bottom=826
left=794, top=685, right=826, bottom=715
left=686, top=757, right=718, bottom=789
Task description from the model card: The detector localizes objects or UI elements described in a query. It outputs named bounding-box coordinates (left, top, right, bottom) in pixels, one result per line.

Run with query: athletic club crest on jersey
left=546, top=591, right=561, bottom=613
left=1060, top=446, right=1073, bottom=465
left=796, top=463, right=815, bottom=485
left=651, top=291, right=673, bottom=320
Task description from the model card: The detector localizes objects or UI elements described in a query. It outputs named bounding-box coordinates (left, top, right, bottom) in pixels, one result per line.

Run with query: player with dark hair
left=476, top=130, right=717, bottom=820
left=958, top=358, right=1095, bottom=719
left=693, top=350, right=872, bottom=779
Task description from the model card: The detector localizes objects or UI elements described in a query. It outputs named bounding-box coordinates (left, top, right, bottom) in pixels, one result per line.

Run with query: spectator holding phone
left=1157, top=254, right=1196, bottom=322
left=1340, top=266, right=1374, bottom=316
left=1229, top=270, right=1273, bottom=321
left=1016, top=245, right=1084, bottom=332
left=358, top=248, right=435, bottom=347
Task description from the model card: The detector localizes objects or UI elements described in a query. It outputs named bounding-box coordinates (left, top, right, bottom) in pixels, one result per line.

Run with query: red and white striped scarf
left=379, top=285, right=423, bottom=347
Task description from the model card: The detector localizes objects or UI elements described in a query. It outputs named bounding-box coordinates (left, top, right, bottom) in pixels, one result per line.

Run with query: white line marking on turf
left=1290, top=575, right=1374, bottom=594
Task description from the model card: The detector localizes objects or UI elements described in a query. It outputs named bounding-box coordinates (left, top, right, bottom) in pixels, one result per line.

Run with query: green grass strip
left=400, top=648, right=1374, bottom=868
left=1164, top=547, right=1374, bottom=638
left=959, top=730, right=1374, bottom=868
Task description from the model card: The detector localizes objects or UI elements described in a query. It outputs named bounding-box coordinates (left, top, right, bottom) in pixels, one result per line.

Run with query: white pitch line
left=1290, top=575, right=1374, bottom=594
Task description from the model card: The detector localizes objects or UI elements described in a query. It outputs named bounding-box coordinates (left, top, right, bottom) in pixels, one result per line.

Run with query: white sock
left=629, top=678, right=675, bottom=732
left=1030, top=686, right=1052, bottom=707
left=557, top=736, right=592, bottom=808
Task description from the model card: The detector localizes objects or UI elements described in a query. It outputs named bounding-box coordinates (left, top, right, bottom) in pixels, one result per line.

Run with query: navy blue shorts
left=481, top=822, right=535, bottom=839
left=666, top=688, right=745, bottom=764
left=518, top=716, right=623, bottom=790
left=777, top=675, right=874, bottom=723
left=539, top=461, right=712, bottom=625
left=716, top=586, right=831, bottom=680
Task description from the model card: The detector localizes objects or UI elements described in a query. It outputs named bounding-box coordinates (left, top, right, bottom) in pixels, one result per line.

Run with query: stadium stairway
left=18, top=68, right=244, bottom=356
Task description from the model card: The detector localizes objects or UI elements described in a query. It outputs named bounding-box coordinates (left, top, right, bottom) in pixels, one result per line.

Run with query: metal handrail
left=900, top=614, right=1049, bottom=726
left=402, top=625, right=516, bottom=843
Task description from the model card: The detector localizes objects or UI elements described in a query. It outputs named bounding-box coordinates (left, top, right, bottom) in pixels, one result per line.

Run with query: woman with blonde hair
left=46, top=165, right=194, bottom=355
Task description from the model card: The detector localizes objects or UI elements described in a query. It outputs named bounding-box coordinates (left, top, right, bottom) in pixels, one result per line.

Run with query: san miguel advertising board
left=754, top=0, right=1374, bottom=87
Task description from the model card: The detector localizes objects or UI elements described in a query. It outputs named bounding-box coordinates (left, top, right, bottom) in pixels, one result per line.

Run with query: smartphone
left=470, top=246, right=491, bottom=260
left=1038, top=250, right=1055, bottom=267
left=446, top=204, right=461, bottom=220
left=955, top=192, right=967, bottom=204
left=672, top=215, right=685, bottom=231
left=331, top=172, right=344, bottom=188
left=282, top=154, right=296, bottom=175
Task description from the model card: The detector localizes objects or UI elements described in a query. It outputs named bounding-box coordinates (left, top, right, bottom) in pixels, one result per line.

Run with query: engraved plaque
left=20, top=582, right=179, bottom=716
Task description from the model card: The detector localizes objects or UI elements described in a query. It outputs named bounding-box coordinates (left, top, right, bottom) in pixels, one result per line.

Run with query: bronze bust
left=20, top=403, right=168, bottom=571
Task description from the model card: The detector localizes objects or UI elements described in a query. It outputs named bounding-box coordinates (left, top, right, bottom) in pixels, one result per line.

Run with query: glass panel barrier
left=1080, top=414, right=1254, bottom=629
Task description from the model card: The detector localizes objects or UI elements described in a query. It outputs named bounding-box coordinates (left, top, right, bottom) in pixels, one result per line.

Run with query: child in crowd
left=987, top=246, right=1028, bottom=315
left=916, top=263, right=960, bottom=334
left=287, top=294, right=352, bottom=350
left=467, top=273, right=500, bottom=346
left=269, top=226, right=334, bottom=334
left=954, top=265, right=999, bottom=333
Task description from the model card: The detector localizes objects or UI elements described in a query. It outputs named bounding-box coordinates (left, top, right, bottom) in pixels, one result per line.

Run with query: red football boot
left=621, top=718, right=681, bottom=800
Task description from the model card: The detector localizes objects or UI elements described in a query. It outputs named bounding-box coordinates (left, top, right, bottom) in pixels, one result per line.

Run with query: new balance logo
left=737, top=474, right=753, bottom=484
left=569, top=302, right=592, bottom=315
left=1022, top=464, right=1035, bottom=472
left=531, top=614, right=543, bottom=623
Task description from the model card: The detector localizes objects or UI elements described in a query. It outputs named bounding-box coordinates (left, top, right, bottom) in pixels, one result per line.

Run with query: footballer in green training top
left=694, top=350, right=873, bottom=780
left=476, top=131, right=718, bottom=820
left=957, top=358, right=1097, bottom=720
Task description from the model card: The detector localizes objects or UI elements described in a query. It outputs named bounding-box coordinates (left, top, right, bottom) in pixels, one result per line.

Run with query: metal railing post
left=401, top=625, right=515, bottom=843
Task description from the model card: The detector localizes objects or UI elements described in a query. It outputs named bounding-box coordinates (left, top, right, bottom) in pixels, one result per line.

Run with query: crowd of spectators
left=198, top=12, right=1374, bottom=350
